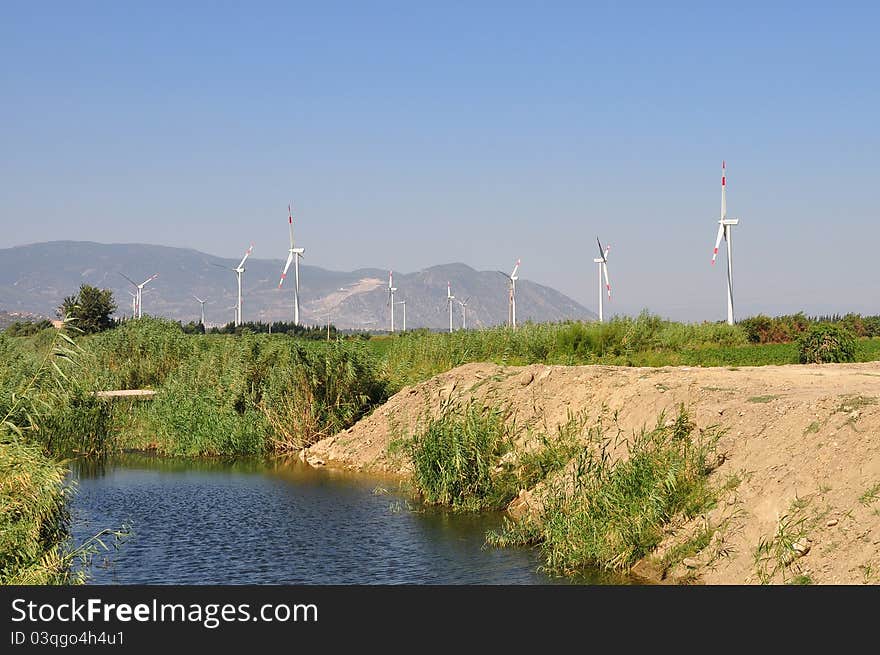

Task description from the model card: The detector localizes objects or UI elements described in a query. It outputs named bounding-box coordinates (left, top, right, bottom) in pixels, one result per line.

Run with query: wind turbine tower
left=446, top=281, right=455, bottom=334
left=387, top=271, right=397, bottom=332
left=279, top=203, right=305, bottom=325
left=497, top=259, right=520, bottom=329
left=193, top=296, right=207, bottom=326
left=593, top=239, right=611, bottom=322
left=396, top=300, right=407, bottom=332
left=214, top=244, right=253, bottom=327
left=457, top=297, right=470, bottom=330
left=712, top=161, right=740, bottom=326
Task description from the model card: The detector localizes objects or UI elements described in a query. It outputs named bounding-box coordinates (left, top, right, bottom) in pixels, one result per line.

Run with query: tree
left=58, top=284, right=117, bottom=334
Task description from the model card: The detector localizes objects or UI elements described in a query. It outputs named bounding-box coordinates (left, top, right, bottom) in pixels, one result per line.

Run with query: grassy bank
left=402, top=398, right=721, bottom=576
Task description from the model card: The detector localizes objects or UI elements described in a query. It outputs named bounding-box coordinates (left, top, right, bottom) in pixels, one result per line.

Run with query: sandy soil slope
left=307, top=361, right=880, bottom=584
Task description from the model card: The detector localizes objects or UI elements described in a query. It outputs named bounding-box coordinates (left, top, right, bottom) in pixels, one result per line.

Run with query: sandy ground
left=307, top=361, right=880, bottom=584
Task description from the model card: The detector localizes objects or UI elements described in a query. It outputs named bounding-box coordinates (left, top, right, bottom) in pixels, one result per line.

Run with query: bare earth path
left=308, top=361, right=880, bottom=584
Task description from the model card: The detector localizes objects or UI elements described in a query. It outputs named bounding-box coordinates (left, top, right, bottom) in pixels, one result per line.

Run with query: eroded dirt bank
left=308, top=361, right=880, bottom=584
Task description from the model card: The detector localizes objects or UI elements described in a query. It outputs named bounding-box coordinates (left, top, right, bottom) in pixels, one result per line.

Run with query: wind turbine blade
left=510, top=259, right=520, bottom=278
left=118, top=272, right=138, bottom=286
left=497, top=270, right=511, bottom=280
left=141, top=274, right=159, bottom=287
left=278, top=252, right=294, bottom=287
left=603, top=263, right=611, bottom=299
left=288, top=203, right=295, bottom=248
left=237, top=244, right=254, bottom=270
left=712, top=223, right=724, bottom=264
left=211, top=262, right=234, bottom=271
left=597, top=238, right=606, bottom=261
left=193, top=295, right=204, bottom=303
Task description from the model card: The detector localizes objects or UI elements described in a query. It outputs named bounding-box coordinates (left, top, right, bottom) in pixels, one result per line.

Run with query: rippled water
left=69, top=454, right=609, bottom=584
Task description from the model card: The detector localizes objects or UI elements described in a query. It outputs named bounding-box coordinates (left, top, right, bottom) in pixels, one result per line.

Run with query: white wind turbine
left=127, top=291, right=137, bottom=319
left=278, top=203, right=305, bottom=325
left=446, top=281, right=455, bottom=333
left=214, top=244, right=253, bottom=327
left=712, top=161, right=740, bottom=326
left=193, top=296, right=208, bottom=326
left=395, top=300, right=407, bottom=332
left=497, top=259, right=520, bottom=329
left=457, top=297, right=470, bottom=330
left=593, top=238, right=611, bottom=322
left=119, top=272, right=159, bottom=319
left=387, top=271, right=397, bottom=332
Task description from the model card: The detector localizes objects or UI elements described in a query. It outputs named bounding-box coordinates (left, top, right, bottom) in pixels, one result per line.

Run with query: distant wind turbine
left=387, top=271, right=397, bottom=332
left=278, top=203, right=305, bottom=325
left=457, top=297, right=470, bottom=330
left=446, top=281, right=455, bottom=334
left=593, top=239, right=611, bottom=322
left=119, top=272, right=158, bottom=319
left=712, top=161, right=740, bottom=325
left=395, top=300, right=407, bottom=332
left=214, top=244, right=253, bottom=327
left=497, top=259, right=520, bottom=329
left=193, top=296, right=208, bottom=326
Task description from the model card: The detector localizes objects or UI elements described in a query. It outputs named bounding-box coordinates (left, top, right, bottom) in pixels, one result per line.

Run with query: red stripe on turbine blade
left=722, top=176, right=726, bottom=186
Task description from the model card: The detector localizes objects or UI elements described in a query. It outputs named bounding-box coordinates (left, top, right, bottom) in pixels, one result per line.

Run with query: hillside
left=0, top=241, right=594, bottom=330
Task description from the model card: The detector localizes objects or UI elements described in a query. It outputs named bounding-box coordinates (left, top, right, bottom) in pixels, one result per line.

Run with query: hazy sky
left=2, top=2, right=878, bottom=320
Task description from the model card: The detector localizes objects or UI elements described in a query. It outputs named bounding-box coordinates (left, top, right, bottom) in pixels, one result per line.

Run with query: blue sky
left=2, top=1, right=878, bottom=320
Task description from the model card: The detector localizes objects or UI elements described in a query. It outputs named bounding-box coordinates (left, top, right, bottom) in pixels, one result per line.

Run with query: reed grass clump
left=489, top=407, right=721, bottom=574
left=408, top=400, right=516, bottom=511
left=146, top=336, right=388, bottom=455
left=0, top=438, right=71, bottom=584
left=1, top=322, right=124, bottom=584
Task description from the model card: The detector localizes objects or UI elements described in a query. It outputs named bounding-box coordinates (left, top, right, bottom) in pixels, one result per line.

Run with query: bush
left=798, top=324, right=856, bottom=364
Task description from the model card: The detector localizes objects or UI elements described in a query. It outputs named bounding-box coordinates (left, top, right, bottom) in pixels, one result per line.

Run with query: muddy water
left=69, top=454, right=613, bottom=584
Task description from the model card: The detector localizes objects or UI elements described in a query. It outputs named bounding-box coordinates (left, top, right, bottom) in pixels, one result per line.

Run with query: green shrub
left=798, top=324, right=856, bottom=364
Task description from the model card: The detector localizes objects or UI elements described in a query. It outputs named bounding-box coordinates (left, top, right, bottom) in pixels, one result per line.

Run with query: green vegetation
left=373, top=312, right=880, bottom=390
left=59, top=284, right=116, bottom=334
left=4, top=320, right=53, bottom=336
left=747, top=395, right=779, bottom=404
left=798, top=324, right=856, bottom=364
left=405, top=402, right=591, bottom=512
left=488, top=407, right=721, bottom=574
left=1, top=324, right=123, bottom=584
left=408, top=400, right=514, bottom=511
left=858, top=483, right=880, bottom=506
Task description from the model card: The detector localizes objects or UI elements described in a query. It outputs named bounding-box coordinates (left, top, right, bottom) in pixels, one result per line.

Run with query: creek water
left=68, top=453, right=612, bottom=584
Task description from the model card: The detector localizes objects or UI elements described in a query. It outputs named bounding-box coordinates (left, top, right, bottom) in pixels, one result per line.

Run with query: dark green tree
left=58, top=284, right=117, bottom=334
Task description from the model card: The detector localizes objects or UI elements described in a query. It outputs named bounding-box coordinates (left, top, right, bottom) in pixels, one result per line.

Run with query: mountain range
left=0, top=241, right=595, bottom=330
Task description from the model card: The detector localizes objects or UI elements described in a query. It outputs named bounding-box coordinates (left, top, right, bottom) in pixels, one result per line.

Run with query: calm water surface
left=69, top=454, right=610, bottom=584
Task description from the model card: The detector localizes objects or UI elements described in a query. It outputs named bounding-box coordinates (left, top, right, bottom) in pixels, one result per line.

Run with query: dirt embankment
left=307, top=361, right=880, bottom=584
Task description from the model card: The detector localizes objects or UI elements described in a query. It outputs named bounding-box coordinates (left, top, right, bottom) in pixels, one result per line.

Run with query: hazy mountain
left=0, top=241, right=595, bottom=330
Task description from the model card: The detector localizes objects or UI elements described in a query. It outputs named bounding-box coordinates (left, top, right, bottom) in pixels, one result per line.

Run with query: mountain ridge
left=0, top=241, right=595, bottom=329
